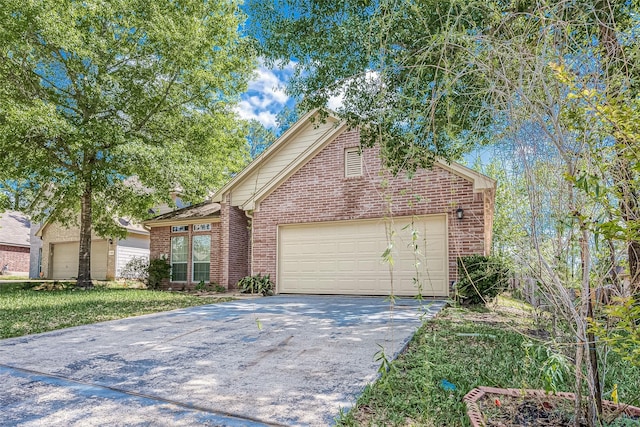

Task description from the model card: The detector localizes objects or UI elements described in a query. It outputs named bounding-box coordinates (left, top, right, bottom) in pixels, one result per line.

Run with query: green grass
left=337, top=307, right=640, bottom=426
left=0, top=285, right=229, bottom=339
left=0, top=275, right=29, bottom=281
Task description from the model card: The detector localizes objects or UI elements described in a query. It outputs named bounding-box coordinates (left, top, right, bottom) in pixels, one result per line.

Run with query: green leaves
left=248, top=0, right=494, bottom=172
left=0, top=0, right=254, bottom=228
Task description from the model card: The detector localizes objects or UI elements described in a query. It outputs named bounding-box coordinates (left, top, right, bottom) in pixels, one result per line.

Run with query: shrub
left=119, top=256, right=149, bottom=281
left=194, top=281, right=227, bottom=293
left=237, top=273, right=274, bottom=296
left=456, top=255, right=510, bottom=305
left=148, top=258, right=171, bottom=290
left=591, top=297, right=640, bottom=368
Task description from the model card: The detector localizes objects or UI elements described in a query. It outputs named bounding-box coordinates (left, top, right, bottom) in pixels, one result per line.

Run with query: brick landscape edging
left=464, top=386, right=640, bottom=427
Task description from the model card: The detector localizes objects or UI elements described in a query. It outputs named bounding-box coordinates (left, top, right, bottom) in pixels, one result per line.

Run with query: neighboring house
left=29, top=222, right=44, bottom=278
left=145, top=110, right=496, bottom=297
left=0, top=210, right=31, bottom=276
left=37, top=218, right=149, bottom=280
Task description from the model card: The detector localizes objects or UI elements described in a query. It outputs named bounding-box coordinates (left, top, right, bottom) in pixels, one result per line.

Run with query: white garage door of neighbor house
left=278, top=215, right=449, bottom=296
left=51, top=241, right=109, bottom=280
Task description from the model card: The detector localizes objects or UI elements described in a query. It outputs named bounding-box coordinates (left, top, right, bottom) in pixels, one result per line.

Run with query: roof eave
left=436, top=160, right=497, bottom=192
left=143, top=216, right=222, bottom=227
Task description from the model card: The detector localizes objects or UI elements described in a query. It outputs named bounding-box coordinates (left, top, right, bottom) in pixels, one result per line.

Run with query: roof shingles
left=0, top=211, right=31, bottom=247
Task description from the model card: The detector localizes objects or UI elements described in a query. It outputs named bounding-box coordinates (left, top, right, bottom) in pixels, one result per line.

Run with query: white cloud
left=325, top=70, right=381, bottom=112
left=326, top=93, right=345, bottom=111
left=235, top=60, right=296, bottom=128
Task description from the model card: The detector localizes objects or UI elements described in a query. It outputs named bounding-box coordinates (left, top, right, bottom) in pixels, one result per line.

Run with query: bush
left=148, top=258, right=171, bottom=290
left=237, top=273, right=274, bottom=296
left=194, top=281, right=226, bottom=292
left=456, top=255, right=510, bottom=305
left=119, top=256, right=149, bottom=281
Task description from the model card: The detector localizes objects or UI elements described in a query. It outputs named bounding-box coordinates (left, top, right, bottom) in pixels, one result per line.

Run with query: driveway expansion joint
left=0, top=363, right=285, bottom=427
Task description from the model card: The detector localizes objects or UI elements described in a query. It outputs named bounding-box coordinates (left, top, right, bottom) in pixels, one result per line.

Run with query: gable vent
left=345, top=147, right=362, bottom=177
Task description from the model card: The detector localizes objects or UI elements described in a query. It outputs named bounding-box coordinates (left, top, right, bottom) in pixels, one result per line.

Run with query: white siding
left=115, top=234, right=150, bottom=278
left=231, top=120, right=338, bottom=206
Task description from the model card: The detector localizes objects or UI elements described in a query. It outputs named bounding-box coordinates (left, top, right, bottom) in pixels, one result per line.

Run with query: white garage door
left=51, top=241, right=109, bottom=280
left=278, top=215, right=448, bottom=296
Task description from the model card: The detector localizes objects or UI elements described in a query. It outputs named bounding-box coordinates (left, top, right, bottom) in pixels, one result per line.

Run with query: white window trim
left=191, top=235, right=211, bottom=283
left=192, top=223, right=211, bottom=232
left=171, top=225, right=188, bottom=233
left=345, top=147, right=363, bottom=177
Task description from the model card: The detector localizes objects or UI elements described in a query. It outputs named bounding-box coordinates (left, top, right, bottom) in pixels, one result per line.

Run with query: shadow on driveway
left=0, top=296, right=445, bottom=426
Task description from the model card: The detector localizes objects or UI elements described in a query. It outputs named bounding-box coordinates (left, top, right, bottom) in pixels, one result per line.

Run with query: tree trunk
left=574, top=340, right=583, bottom=427
left=628, top=236, right=640, bottom=295
left=595, top=2, right=640, bottom=295
left=616, top=155, right=640, bottom=294
left=580, top=233, right=602, bottom=424
left=77, top=182, right=93, bottom=288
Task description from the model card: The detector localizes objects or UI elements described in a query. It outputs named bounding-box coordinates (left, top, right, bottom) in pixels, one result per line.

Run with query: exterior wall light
left=456, top=207, right=464, bottom=220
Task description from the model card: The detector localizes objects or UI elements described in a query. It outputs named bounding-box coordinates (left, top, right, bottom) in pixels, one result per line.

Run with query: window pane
left=192, top=235, right=211, bottom=262
left=193, top=263, right=210, bottom=282
left=171, top=263, right=187, bottom=282
left=171, top=236, right=188, bottom=263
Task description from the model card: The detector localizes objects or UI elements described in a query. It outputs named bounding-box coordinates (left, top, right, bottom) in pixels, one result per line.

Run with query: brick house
left=145, top=110, right=496, bottom=296
left=0, top=210, right=31, bottom=276
left=37, top=218, right=149, bottom=280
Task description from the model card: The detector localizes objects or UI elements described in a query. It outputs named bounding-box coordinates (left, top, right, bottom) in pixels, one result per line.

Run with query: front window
left=192, top=235, right=211, bottom=282
left=171, top=236, right=188, bottom=281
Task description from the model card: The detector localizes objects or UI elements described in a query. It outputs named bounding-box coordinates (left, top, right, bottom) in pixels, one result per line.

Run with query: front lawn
left=337, top=299, right=640, bottom=426
left=0, top=283, right=229, bottom=339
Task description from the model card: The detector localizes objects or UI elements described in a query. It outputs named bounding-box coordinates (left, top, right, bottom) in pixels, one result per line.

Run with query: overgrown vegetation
left=194, top=280, right=226, bottom=293
left=0, top=283, right=229, bottom=339
left=237, top=273, right=274, bottom=296
left=457, top=255, right=510, bottom=305
left=337, top=301, right=640, bottom=426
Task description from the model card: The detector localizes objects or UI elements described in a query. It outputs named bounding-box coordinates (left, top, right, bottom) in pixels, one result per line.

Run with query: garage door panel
left=278, top=216, right=448, bottom=296
left=51, top=241, right=108, bottom=280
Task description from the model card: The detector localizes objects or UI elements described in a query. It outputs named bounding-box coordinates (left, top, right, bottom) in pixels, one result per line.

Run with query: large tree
left=0, top=0, right=254, bottom=287
left=248, top=0, right=640, bottom=420
left=248, top=0, right=640, bottom=287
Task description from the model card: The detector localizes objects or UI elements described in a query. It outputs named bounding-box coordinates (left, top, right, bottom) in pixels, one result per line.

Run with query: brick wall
left=252, top=129, right=490, bottom=285
left=148, top=222, right=222, bottom=290
left=0, top=245, right=30, bottom=274
left=219, top=203, right=249, bottom=288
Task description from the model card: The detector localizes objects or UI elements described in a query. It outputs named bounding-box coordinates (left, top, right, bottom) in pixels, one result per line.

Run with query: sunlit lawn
left=337, top=299, right=640, bottom=426
left=0, top=283, right=229, bottom=339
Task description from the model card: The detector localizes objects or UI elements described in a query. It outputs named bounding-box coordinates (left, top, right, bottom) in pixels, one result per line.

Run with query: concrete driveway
left=0, top=296, right=445, bottom=426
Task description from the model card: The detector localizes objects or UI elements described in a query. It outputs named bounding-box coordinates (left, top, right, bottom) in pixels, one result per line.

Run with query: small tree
left=0, top=0, right=254, bottom=288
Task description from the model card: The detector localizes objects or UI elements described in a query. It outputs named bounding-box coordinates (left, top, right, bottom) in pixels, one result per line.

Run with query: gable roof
left=36, top=216, right=149, bottom=238
left=211, top=109, right=345, bottom=210
left=212, top=109, right=495, bottom=212
left=0, top=210, right=31, bottom=248
left=143, top=202, right=221, bottom=227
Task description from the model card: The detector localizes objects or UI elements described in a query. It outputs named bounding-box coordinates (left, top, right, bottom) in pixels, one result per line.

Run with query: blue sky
left=236, top=60, right=489, bottom=168
left=235, top=60, right=297, bottom=129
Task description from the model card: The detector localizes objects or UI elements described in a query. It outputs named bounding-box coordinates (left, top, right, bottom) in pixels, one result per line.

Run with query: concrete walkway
left=0, top=296, right=445, bottom=426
